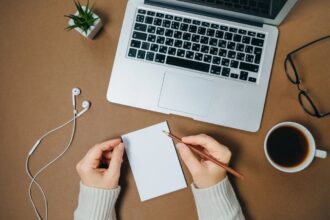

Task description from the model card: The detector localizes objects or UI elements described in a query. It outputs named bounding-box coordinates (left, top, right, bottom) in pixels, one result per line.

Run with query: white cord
left=25, top=111, right=77, bottom=220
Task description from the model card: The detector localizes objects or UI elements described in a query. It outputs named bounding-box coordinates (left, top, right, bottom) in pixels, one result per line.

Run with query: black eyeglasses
left=284, top=35, right=330, bottom=118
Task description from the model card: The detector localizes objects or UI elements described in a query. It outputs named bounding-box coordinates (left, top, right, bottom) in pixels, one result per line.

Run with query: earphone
left=25, top=88, right=91, bottom=220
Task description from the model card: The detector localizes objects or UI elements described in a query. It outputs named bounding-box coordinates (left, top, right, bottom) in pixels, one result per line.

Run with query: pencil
left=163, top=131, right=244, bottom=180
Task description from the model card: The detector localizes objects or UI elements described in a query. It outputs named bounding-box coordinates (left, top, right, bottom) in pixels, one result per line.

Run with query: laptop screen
left=148, top=0, right=287, bottom=19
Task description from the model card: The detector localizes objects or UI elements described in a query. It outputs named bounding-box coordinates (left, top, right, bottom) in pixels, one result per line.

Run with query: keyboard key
left=237, top=52, right=245, bottom=61
left=153, top=18, right=162, bottom=26
left=200, top=36, right=209, bottom=44
left=147, top=25, right=156, bottom=33
left=215, top=30, right=224, bottom=39
left=255, top=54, right=261, bottom=64
left=137, top=50, right=146, bottom=59
left=150, top=44, right=159, bottom=52
left=229, top=27, right=238, bottom=33
left=183, top=18, right=192, bottom=23
left=239, top=71, right=248, bottom=80
left=168, top=47, right=176, bottom=55
left=203, top=55, right=212, bottom=63
left=224, top=32, right=233, bottom=40
left=171, top=21, right=180, bottom=29
left=136, top=15, right=144, bottom=22
left=248, top=31, right=256, bottom=36
left=221, top=67, right=230, bottom=76
left=218, top=40, right=227, bottom=48
left=230, top=73, right=239, bottom=79
left=130, top=40, right=141, bottom=48
left=156, top=27, right=165, bottom=35
left=251, top=38, right=264, bottom=47
left=218, top=49, right=227, bottom=57
left=174, top=16, right=183, bottom=21
left=192, top=43, right=200, bottom=51
left=238, top=29, right=247, bottom=35
left=180, top=23, right=189, bottom=31
left=248, top=77, right=257, bottom=83
left=156, top=12, right=164, bottom=18
left=174, top=39, right=183, bottom=47
left=177, top=49, right=185, bottom=57
left=230, top=60, right=239, bottom=68
left=257, top=33, right=265, bottom=39
left=206, top=29, right=215, bottom=37
left=173, top=31, right=183, bottom=39
left=165, top=29, right=174, bottom=37
left=245, top=45, right=253, bottom=53
left=202, top=22, right=210, bottom=27
left=198, top=27, right=206, bottom=35
left=211, top=24, right=219, bottom=29
left=138, top=9, right=146, bottom=14
left=210, top=47, right=218, bottom=55
left=166, top=56, right=210, bottom=72
left=254, top=47, right=262, bottom=55
left=221, top=58, right=230, bottom=66
left=155, top=53, right=165, bottom=63
left=211, top=65, right=221, bottom=75
left=159, top=45, right=167, bottom=53
left=236, top=43, right=244, bottom=52
left=189, top=25, right=198, bottom=33
left=212, top=56, right=220, bottom=65
left=233, top=34, right=242, bottom=42
left=132, top=31, right=147, bottom=40
left=191, top=34, right=200, bottom=42
left=134, top=23, right=147, bottom=32
left=246, top=54, right=254, bottom=62
left=156, top=36, right=165, bottom=44
left=185, top=51, right=194, bottom=59
left=141, top=42, right=150, bottom=50
left=165, top=38, right=174, bottom=46
left=193, top=20, right=201, bottom=25
left=228, top=51, right=236, bottom=59
left=227, top=42, right=236, bottom=50
left=194, top=53, right=203, bottom=61
left=128, top=48, right=137, bottom=57
left=220, top=26, right=228, bottom=31
left=146, top=52, right=155, bottom=61
left=162, top=20, right=171, bottom=28
left=239, top=62, right=259, bottom=72
left=145, top=16, right=153, bottom=24
left=183, top=41, right=192, bottom=50
left=201, top=45, right=209, bottom=53
left=165, top=14, right=173, bottom=20
left=242, top=36, right=251, bottom=44
left=147, top=11, right=155, bottom=16
left=209, top=38, right=218, bottom=46
left=182, top=32, right=191, bottom=41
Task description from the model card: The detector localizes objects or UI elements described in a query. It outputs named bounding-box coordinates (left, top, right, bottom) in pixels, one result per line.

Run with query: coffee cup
left=264, top=121, right=327, bottom=173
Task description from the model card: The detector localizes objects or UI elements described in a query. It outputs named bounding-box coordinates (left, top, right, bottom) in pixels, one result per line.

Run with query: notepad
left=122, top=121, right=187, bottom=201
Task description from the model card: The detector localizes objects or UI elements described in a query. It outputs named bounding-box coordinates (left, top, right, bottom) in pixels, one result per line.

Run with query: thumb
left=106, top=143, right=124, bottom=179
left=176, top=143, right=202, bottom=175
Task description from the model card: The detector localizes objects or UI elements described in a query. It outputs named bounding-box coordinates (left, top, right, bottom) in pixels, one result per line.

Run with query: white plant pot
left=68, top=6, right=102, bottom=39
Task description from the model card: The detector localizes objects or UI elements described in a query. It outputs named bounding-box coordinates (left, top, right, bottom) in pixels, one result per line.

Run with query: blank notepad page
left=122, top=121, right=187, bottom=201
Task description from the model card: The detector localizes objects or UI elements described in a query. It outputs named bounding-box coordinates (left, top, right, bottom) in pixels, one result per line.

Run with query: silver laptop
left=107, top=0, right=297, bottom=132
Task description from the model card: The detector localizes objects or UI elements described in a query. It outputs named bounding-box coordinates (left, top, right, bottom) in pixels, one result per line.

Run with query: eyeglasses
left=284, top=35, right=330, bottom=118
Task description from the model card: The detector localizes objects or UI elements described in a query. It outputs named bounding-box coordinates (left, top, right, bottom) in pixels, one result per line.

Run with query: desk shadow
left=115, top=153, right=129, bottom=220
left=92, top=9, right=110, bottom=40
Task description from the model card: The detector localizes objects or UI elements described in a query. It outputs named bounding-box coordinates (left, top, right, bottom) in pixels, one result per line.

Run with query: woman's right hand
left=176, top=134, right=232, bottom=189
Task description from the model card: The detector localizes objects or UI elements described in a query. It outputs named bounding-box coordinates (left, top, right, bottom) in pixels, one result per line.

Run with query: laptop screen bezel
left=145, top=0, right=298, bottom=26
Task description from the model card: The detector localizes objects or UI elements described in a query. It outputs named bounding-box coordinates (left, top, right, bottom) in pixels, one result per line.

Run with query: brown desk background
left=0, top=0, right=329, bottom=219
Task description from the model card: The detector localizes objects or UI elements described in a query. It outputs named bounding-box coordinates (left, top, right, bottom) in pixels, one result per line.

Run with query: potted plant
left=65, top=0, right=102, bottom=39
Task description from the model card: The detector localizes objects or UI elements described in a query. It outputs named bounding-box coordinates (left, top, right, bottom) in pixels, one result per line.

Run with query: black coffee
left=266, top=126, right=309, bottom=167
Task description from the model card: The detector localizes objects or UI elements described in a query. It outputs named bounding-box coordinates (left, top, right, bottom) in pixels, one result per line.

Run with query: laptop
left=107, top=0, right=297, bottom=132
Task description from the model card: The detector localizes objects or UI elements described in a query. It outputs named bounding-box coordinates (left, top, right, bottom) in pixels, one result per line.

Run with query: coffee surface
left=267, top=126, right=309, bottom=167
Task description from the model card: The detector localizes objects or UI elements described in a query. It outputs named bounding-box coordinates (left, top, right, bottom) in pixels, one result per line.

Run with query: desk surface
left=0, top=0, right=329, bottom=219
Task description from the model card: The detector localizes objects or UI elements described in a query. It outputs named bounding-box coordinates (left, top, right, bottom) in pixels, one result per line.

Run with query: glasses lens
left=298, top=92, right=318, bottom=116
left=285, top=58, right=299, bottom=84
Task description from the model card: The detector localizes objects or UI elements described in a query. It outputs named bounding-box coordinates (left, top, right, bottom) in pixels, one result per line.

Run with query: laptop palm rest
left=158, top=72, right=216, bottom=117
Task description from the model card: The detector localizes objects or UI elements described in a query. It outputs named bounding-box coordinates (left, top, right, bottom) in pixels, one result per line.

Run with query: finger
left=182, top=134, right=225, bottom=152
left=84, top=139, right=121, bottom=167
left=176, top=143, right=203, bottom=175
left=103, top=151, right=112, bottom=159
left=106, top=143, right=125, bottom=178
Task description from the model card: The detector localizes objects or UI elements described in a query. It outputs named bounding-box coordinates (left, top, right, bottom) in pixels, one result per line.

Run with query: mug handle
left=315, top=149, right=327, bottom=159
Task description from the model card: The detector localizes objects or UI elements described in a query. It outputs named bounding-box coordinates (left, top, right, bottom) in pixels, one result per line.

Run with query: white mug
left=264, top=122, right=327, bottom=173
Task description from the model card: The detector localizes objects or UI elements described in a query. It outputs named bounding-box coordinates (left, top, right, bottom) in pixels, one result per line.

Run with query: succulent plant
left=65, top=0, right=98, bottom=34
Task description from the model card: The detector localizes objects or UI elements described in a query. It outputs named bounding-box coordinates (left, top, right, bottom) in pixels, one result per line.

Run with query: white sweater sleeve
left=191, top=176, right=245, bottom=220
left=74, top=182, right=121, bottom=220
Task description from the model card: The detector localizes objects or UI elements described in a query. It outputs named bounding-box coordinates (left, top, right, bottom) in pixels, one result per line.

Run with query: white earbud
left=72, top=88, right=81, bottom=112
left=77, top=101, right=91, bottom=117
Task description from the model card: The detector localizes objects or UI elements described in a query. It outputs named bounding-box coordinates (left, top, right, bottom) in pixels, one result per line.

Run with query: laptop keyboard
left=127, top=8, right=267, bottom=84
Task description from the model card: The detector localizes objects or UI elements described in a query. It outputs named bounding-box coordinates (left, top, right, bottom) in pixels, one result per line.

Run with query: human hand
left=176, top=134, right=231, bottom=189
left=76, top=139, right=124, bottom=189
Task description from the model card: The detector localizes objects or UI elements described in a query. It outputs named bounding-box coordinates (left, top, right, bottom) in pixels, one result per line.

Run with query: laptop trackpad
left=158, top=72, right=215, bottom=117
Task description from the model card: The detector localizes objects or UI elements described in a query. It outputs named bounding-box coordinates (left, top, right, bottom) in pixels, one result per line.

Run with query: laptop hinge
left=144, top=1, right=263, bottom=27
